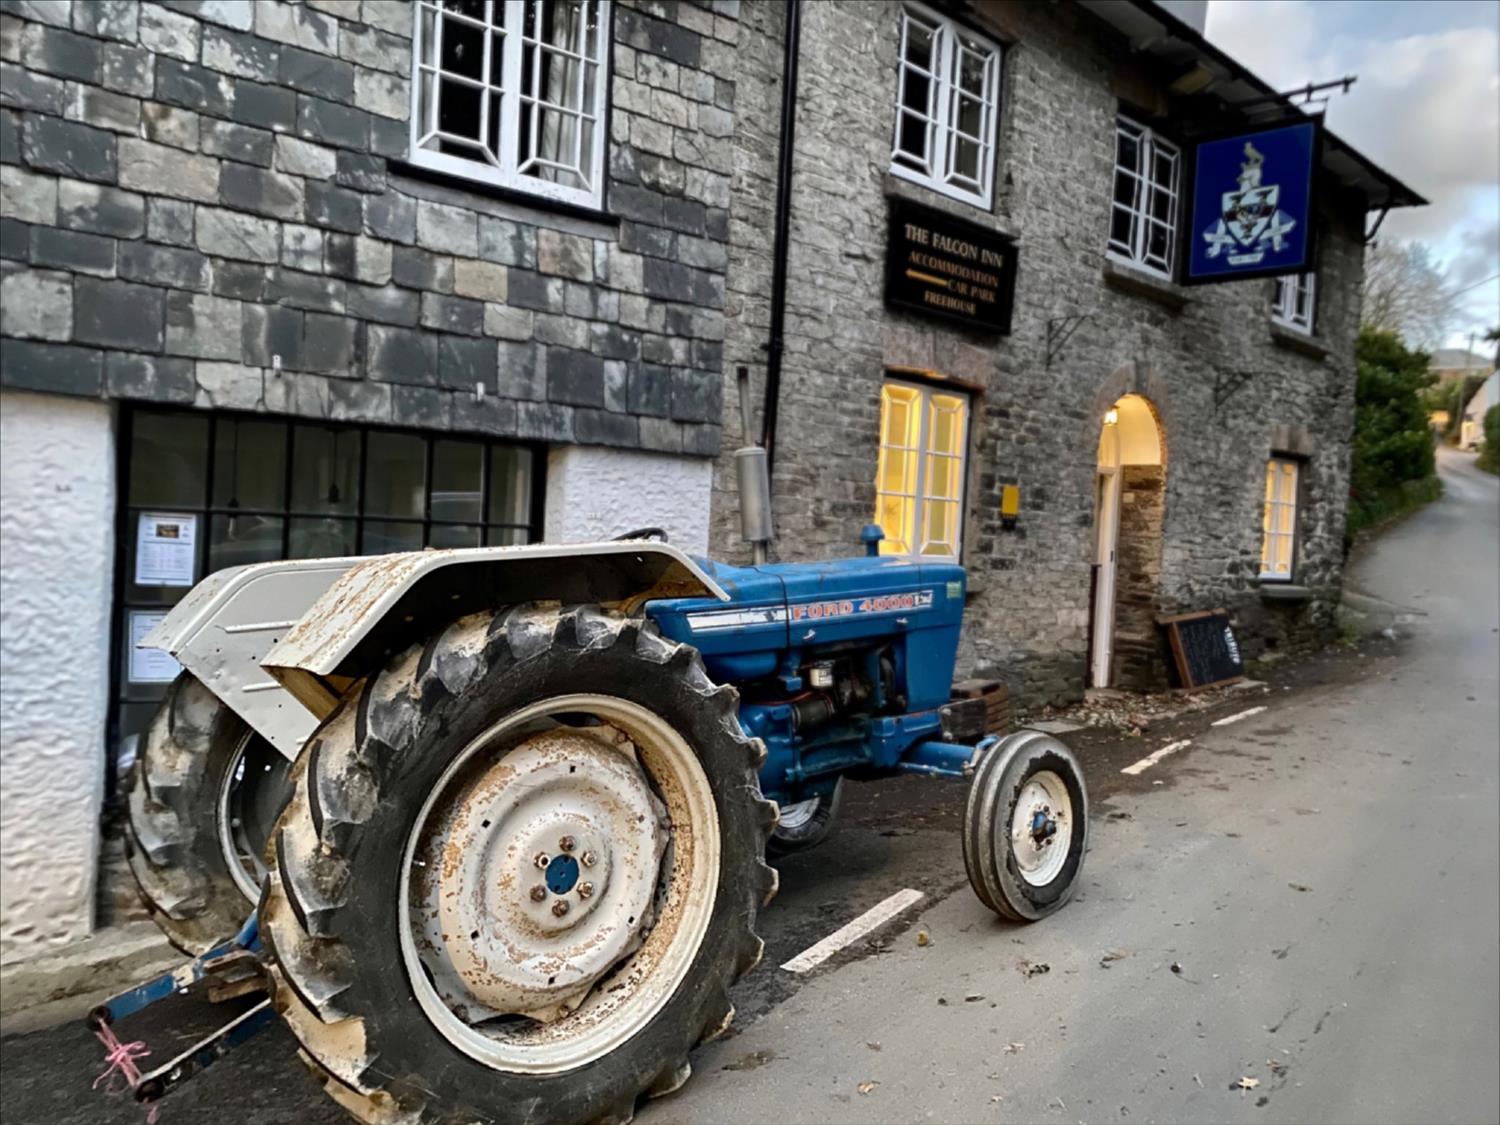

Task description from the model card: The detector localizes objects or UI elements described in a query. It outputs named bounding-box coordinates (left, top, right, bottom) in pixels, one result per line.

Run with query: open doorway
left=1090, top=393, right=1165, bottom=689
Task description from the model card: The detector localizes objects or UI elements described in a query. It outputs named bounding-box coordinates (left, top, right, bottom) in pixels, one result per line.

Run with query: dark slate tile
left=104, top=351, right=195, bottom=403
left=0, top=337, right=103, bottom=395
left=21, top=114, right=116, bottom=182
left=30, top=226, right=115, bottom=275
left=156, top=57, right=235, bottom=117
left=231, top=78, right=296, bottom=132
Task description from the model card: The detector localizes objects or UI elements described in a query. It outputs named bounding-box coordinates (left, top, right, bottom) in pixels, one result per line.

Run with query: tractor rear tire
left=963, top=730, right=1088, bottom=923
left=767, top=779, right=845, bottom=857
left=262, top=605, right=778, bottom=1125
left=125, top=673, right=292, bottom=954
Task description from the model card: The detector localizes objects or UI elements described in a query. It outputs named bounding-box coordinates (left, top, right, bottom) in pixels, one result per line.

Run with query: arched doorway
left=1091, top=393, right=1165, bottom=689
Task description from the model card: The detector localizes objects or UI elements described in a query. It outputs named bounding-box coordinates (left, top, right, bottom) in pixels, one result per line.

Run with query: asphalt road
left=2, top=451, right=1495, bottom=1124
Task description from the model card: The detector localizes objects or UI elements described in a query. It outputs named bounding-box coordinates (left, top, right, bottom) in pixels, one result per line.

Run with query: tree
left=1486, top=325, right=1500, bottom=367
left=1347, top=328, right=1440, bottom=539
left=1361, top=240, right=1459, bottom=349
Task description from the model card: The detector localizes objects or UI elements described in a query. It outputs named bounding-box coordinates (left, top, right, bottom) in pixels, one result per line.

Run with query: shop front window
left=1259, top=456, right=1299, bottom=580
left=875, top=380, right=970, bottom=560
left=113, top=407, right=543, bottom=745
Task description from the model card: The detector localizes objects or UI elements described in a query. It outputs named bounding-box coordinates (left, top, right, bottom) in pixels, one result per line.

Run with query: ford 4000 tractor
left=100, top=401, right=1089, bottom=1124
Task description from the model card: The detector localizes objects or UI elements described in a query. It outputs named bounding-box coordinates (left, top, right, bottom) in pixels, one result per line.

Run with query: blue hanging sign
left=1184, top=120, right=1320, bottom=284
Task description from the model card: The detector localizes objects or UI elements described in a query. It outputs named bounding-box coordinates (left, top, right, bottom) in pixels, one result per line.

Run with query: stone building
left=709, top=0, right=1423, bottom=703
left=0, top=0, right=1423, bottom=966
left=0, top=0, right=739, bottom=961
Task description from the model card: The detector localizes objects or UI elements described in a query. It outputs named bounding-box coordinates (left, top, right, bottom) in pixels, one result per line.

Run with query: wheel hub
left=410, top=725, right=668, bottom=1023
left=1009, top=771, right=1072, bottom=887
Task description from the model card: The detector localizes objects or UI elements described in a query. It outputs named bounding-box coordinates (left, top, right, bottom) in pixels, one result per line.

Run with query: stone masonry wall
left=715, top=0, right=1366, bottom=706
left=0, top=0, right=741, bottom=457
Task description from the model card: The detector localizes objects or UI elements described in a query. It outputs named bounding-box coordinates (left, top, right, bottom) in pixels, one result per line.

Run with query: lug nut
left=551, top=899, right=570, bottom=917
left=559, top=835, right=576, bottom=853
left=581, top=851, right=597, bottom=868
left=530, top=885, right=547, bottom=902
left=534, top=852, right=550, bottom=869
left=578, top=882, right=594, bottom=899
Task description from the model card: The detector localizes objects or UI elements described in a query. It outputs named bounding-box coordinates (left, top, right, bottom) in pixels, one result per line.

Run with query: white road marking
left=1121, top=740, right=1192, bottom=776
left=780, top=888, right=925, bottom=974
left=1211, top=706, right=1268, bottom=727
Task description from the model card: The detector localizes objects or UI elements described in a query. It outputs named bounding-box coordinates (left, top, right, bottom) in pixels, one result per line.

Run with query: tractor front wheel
left=263, top=605, right=777, bottom=1125
left=963, top=731, right=1088, bottom=922
left=767, top=779, right=845, bottom=857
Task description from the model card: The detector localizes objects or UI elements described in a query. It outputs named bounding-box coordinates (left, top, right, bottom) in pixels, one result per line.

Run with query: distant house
left=1429, top=348, right=1496, bottom=385
left=1460, top=371, right=1499, bottom=449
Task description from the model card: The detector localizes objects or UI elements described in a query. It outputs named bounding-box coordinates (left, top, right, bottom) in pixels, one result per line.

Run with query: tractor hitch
left=87, top=914, right=273, bottom=1109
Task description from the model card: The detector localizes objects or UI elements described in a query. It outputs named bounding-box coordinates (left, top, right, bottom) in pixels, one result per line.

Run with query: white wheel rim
left=398, top=694, right=720, bottom=1075
left=775, top=796, right=821, bottom=833
left=1009, top=770, right=1072, bottom=887
left=217, top=731, right=267, bottom=902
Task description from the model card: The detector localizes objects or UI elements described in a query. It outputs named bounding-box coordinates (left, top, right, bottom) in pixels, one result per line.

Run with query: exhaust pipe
left=734, top=365, right=772, bottom=565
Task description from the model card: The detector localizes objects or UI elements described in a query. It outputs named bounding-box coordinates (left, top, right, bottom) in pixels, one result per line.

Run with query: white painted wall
left=544, top=446, right=714, bottom=556
left=1, top=391, right=116, bottom=963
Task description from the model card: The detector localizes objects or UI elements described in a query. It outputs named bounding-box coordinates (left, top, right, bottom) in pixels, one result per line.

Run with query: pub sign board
left=1185, top=119, right=1320, bottom=285
left=885, top=198, right=1017, bottom=334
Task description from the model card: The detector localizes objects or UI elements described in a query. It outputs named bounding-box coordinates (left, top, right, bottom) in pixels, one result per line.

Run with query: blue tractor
left=104, top=407, right=1088, bottom=1124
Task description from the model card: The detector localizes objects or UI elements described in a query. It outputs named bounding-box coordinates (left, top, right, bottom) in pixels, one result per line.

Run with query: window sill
left=387, top=159, right=621, bottom=231
left=1258, top=582, right=1312, bottom=603
left=882, top=173, right=1017, bottom=236
left=1270, top=322, right=1329, bottom=361
left=1102, top=258, right=1190, bottom=312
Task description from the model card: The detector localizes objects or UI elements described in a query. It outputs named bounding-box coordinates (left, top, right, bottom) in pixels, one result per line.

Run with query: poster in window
left=1185, top=120, right=1320, bottom=284
left=128, top=610, right=182, bottom=683
left=135, top=512, right=198, bottom=587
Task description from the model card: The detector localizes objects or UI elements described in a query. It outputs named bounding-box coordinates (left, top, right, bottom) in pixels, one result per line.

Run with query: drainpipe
left=761, top=0, right=801, bottom=481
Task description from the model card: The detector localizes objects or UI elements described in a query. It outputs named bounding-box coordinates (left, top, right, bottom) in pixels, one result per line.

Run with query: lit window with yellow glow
left=876, top=381, right=969, bottom=559
left=1259, top=457, right=1299, bottom=580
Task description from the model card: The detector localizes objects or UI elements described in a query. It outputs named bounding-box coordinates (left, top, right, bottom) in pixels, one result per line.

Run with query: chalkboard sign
left=1158, top=609, right=1244, bottom=690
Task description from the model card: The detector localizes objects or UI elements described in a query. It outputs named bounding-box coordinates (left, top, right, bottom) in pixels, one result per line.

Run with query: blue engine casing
left=646, top=546, right=968, bottom=807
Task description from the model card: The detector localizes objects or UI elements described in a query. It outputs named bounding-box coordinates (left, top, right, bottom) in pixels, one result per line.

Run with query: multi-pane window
left=1272, top=272, right=1316, bottom=333
left=1108, top=115, right=1180, bottom=278
left=875, top=381, right=970, bottom=560
left=113, top=408, right=542, bottom=743
left=1260, top=457, right=1299, bottom=581
left=409, top=0, right=610, bottom=208
left=890, top=2, right=1001, bottom=208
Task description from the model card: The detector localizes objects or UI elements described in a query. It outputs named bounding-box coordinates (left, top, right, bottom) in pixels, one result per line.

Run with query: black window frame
left=105, top=404, right=546, bottom=796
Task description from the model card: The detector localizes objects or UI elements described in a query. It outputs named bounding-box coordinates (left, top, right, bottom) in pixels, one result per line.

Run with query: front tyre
left=963, top=731, right=1088, bottom=922
left=263, top=606, right=778, bottom=1125
left=767, top=779, right=845, bottom=858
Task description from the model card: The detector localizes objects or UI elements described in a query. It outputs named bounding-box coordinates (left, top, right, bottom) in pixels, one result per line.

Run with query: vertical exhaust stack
left=734, top=366, right=773, bottom=565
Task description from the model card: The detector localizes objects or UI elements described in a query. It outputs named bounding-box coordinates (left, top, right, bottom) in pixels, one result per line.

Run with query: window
left=1108, top=115, right=1180, bottom=278
left=1259, top=457, right=1299, bottom=581
left=890, top=2, right=1001, bottom=208
left=1272, top=272, right=1316, bottom=333
left=875, top=380, right=970, bottom=559
left=112, top=408, right=543, bottom=745
left=409, top=0, right=610, bottom=208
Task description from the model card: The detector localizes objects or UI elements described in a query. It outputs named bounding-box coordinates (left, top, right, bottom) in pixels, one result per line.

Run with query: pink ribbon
left=92, top=1020, right=161, bottom=1124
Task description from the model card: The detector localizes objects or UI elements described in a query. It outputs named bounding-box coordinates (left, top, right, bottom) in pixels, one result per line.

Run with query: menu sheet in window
left=135, top=512, right=198, bottom=587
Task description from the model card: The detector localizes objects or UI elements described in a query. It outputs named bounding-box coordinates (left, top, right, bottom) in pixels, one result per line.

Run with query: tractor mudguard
left=261, top=541, right=729, bottom=721
left=140, top=557, right=362, bottom=759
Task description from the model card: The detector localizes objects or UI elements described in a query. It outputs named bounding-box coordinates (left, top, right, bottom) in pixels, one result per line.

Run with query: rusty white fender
left=140, top=557, right=362, bottom=759
left=261, top=541, right=729, bottom=725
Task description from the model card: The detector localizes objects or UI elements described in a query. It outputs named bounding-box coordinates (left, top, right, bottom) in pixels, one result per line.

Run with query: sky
left=1205, top=0, right=1500, bottom=353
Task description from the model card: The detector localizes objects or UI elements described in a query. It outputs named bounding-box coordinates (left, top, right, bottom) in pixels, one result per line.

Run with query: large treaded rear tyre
left=263, top=605, right=778, bottom=1125
left=963, top=730, right=1088, bottom=923
left=125, top=673, right=289, bottom=954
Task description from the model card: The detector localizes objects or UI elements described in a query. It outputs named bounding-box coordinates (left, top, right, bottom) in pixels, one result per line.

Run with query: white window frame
left=1259, top=456, right=1299, bottom=582
left=408, top=0, right=611, bottom=209
left=889, top=1, right=1002, bottom=209
left=1107, top=114, right=1181, bottom=279
left=1272, top=272, right=1316, bottom=334
left=874, top=379, right=971, bottom=562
